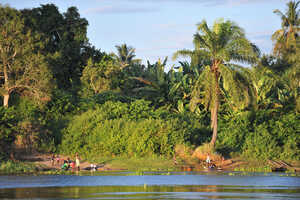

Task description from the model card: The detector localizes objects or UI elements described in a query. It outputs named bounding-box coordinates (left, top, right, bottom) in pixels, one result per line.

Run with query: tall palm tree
left=174, top=19, right=259, bottom=147
left=113, top=44, right=137, bottom=68
left=272, top=0, right=300, bottom=57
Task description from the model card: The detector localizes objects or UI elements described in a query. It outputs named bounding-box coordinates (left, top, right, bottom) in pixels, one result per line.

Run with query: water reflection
left=0, top=172, right=299, bottom=199
left=1, top=185, right=300, bottom=199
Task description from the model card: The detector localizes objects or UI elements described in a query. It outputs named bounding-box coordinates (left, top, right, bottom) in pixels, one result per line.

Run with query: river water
left=0, top=171, right=299, bottom=199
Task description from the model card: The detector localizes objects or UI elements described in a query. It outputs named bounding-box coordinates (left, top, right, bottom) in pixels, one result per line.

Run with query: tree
left=130, top=57, right=178, bottom=108
left=246, top=65, right=286, bottom=110
left=283, top=50, right=300, bottom=112
left=80, top=56, right=121, bottom=96
left=173, top=19, right=259, bottom=147
left=113, top=44, right=140, bottom=69
left=169, top=61, right=201, bottom=113
left=272, top=0, right=300, bottom=58
left=271, top=1, right=300, bottom=112
left=0, top=5, right=53, bottom=107
left=172, top=46, right=211, bottom=68
left=21, top=4, right=89, bottom=90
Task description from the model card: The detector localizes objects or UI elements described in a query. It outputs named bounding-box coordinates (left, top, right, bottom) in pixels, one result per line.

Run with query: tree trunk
left=210, top=107, right=215, bottom=129
left=3, top=93, right=10, bottom=107
left=3, top=58, right=10, bottom=107
left=210, top=98, right=219, bottom=147
left=210, top=67, right=220, bottom=147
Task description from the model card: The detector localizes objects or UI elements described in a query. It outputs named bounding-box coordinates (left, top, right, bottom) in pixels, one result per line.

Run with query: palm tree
left=173, top=19, right=259, bottom=147
left=272, top=0, right=300, bottom=57
left=172, top=49, right=211, bottom=68
left=113, top=44, right=138, bottom=68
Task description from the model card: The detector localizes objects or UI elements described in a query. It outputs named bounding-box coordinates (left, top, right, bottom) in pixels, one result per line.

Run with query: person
left=61, top=160, right=69, bottom=170
left=90, top=164, right=96, bottom=171
left=173, top=155, right=178, bottom=165
left=51, top=154, right=55, bottom=166
left=56, top=155, right=61, bottom=165
left=70, top=161, right=75, bottom=170
left=206, top=154, right=211, bottom=168
left=75, top=153, right=80, bottom=171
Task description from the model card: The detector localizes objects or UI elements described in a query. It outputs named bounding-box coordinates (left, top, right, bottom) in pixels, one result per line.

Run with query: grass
left=234, top=166, right=273, bottom=173
left=232, top=158, right=273, bottom=173
left=0, top=160, right=38, bottom=174
left=91, top=155, right=177, bottom=171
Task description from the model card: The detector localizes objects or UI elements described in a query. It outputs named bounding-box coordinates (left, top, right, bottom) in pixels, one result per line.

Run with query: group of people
left=51, top=153, right=80, bottom=171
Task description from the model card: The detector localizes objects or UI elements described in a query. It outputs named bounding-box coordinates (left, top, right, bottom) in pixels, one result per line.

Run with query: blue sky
left=1, top=0, right=288, bottom=67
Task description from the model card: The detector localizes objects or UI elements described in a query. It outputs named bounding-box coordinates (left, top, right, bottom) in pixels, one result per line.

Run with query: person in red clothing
left=56, top=155, right=61, bottom=165
left=70, top=161, right=75, bottom=170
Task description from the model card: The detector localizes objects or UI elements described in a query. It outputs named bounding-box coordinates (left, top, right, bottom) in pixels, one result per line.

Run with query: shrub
left=0, top=107, right=18, bottom=160
left=217, top=110, right=300, bottom=160
left=242, top=123, right=281, bottom=160
left=0, top=160, right=37, bottom=173
left=59, top=100, right=208, bottom=159
left=216, top=111, right=253, bottom=157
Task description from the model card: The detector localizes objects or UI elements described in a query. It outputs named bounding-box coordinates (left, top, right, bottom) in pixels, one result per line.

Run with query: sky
left=1, top=0, right=289, bottom=67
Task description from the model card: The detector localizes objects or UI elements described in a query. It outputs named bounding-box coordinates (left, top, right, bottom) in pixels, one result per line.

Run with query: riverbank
left=1, top=153, right=299, bottom=175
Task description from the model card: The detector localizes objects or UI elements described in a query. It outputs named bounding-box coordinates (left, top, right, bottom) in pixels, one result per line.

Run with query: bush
left=59, top=100, right=208, bottom=159
left=242, top=123, right=281, bottom=159
left=217, top=111, right=252, bottom=156
left=0, top=160, right=37, bottom=173
left=0, top=107, right=18, bottom=160
left=217, top=110, right=300, bottom=160
left=1, top=97, right=57, bottom=155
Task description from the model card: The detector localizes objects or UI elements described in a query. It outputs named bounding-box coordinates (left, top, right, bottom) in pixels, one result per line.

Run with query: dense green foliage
left=217, top=110, right=300, bottom=160
left=0, top=107, right=17, bottom=159
left=60, top=100, right=210, bottom=159
left=0, top=1, right=299, bottom=163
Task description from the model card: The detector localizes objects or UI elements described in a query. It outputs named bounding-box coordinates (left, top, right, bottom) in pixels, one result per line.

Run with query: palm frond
left=114, top=43, right=136, bottom=66
left=226, top=37, right=259, bottom=64
left=196, top=20, right=216, bottom=48
left=130, top=77, right=159, bottom=89
left=219, top=64, right=254, bottom=110
left=193, top=33, right=210, bottom=49
left=172, top=49, right=194, bottom=60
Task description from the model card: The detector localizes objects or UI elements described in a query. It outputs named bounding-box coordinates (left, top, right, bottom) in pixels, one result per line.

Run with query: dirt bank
left=19, top=153, right=111, bottom=171
left=18, top=153, right=300, bottom=173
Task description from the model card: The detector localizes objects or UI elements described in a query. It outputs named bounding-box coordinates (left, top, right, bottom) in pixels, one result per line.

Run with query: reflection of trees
left=1, top=184, right=296, bottom=199
left=1, top=185, right=222, bottom=198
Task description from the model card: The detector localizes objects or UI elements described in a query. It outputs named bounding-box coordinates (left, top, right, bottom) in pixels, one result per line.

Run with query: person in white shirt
left=206, top=154, right=211, bottom=168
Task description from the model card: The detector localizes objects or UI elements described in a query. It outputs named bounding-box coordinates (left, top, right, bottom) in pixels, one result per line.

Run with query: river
left=0, top=171, right=299, bottom=199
